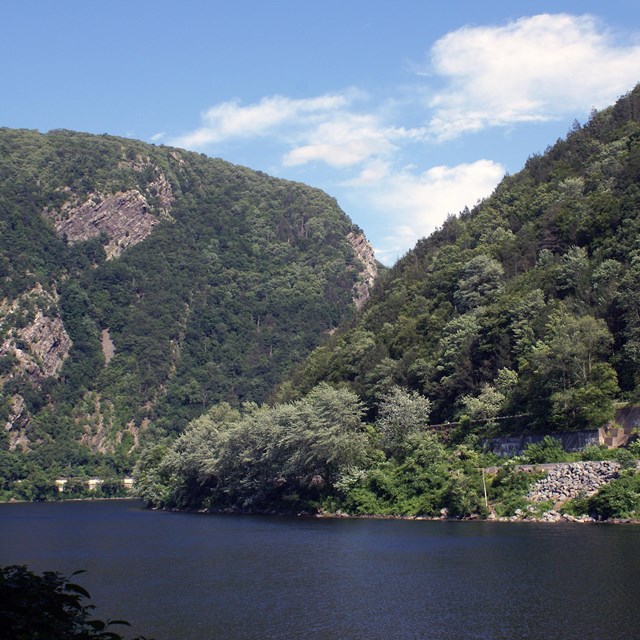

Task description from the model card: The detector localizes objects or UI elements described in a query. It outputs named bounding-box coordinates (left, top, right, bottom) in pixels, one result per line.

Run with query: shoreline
left=3, top=497, right=638, bottom=524
left=170, top=505, right=640, bottom=525
left=2, top=496, right=138, bottom=505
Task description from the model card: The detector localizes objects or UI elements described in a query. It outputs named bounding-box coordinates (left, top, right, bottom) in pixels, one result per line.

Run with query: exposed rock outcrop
left=100, top=329, right=115, bottom=364
left=15, top=312, right=72, bottom=379
left=78, top=392, right=115, bottom=453
left=45, top=190, right=160, bottom=259
left=77, top=392, right=144, bottom=454
left=348, top=231, right=377, bottom=309
left=120, top=157, right=175, bottom=220
left=4, top=395, right=30, bottom=452
left=1, top=286, right=73, bottom=450
left=0, top=286, right=72, bottom=382
left=42, top=156, right=175, bottom=260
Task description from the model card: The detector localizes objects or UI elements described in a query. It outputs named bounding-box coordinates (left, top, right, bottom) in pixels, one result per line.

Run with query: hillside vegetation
left=139, top=86, right=640, bottom=519
left=290, top=85, right=640, bottom=431
left=0, top=129, right=374, bottom=497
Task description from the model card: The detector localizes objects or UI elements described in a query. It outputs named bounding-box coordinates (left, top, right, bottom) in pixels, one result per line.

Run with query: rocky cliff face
left=1, top=285, right=72, bottom=450
left=45, top=190, right=160, bottom=259
left=43, top=158, right=175, bottom=259
left=347, top=231, right=378, bottom=309
left=4, top=395, right=29, bottom=451
left=0, top=285, right=72, bottom=382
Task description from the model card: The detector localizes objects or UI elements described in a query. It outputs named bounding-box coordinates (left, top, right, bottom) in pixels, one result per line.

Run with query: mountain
left=285, top=85, right=640, bottom=434
left=134, top=86, right=640, bottom=519
left=0, top=128, right=377, bottom=487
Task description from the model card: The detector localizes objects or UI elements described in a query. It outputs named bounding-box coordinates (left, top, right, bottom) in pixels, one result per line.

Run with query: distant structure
left=54, top=477, right=135, bottom=493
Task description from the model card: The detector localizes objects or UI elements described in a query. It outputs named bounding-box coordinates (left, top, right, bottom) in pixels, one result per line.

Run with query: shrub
left=0, top=565, right=150, bottom=639
left=488, top=466, right=546, bottom=517
left=522, top=436, right=572, bottom=464
left=586, top=474, right=640, bottom=520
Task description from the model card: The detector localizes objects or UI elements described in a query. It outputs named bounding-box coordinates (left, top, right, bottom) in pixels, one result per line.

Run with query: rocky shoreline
left=189, top=504, right=640, bottom=525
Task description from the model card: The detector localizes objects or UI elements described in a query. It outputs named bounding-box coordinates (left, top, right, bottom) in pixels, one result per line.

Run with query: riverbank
left=2, top=495, right=137, bottom=504
left=180, top=503, right=640, bottom=525
left=4, top=494, right=638, bottom=523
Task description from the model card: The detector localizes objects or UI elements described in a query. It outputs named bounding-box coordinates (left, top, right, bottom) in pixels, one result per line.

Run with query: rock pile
left=537, top=510, right=594, bottom=523
left=527, top=461, right=620, bottom=505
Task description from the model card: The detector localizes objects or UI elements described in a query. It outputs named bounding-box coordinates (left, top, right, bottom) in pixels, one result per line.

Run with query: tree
left=436, top=312, right=480, bottom=396
left=459, top=384, right=505, bottom=424
left=376, top=386, right=431, bottom=457
left=149, top=384, right=370, bottom=511
left=299, top=383, right=369, bottom=483
left=549, top=362, right=619, bottom=429
left=557, top=245, right=591, bottom=304
left=616, top=255, right=640, bottom=391
left=0, top=565, right=149, bottom=640
left=454, top=254, right=504, bottom=312
left=522, top=310, right=619, bottom=429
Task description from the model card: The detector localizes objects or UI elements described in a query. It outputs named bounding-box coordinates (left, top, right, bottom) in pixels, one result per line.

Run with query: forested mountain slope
left=0, top=128, right=376, bottom=488
left=288, top=85, right=640, bottom=434
left=135, top=86, right=640, bottom=519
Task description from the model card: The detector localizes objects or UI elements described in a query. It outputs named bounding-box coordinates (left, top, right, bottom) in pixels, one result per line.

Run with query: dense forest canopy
left=0, top=128, right=373, bottom=496
left=288, top=85, right=640, bottom=429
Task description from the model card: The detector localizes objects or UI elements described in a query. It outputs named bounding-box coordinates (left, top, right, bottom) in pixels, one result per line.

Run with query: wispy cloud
left=284, top=116, right=426, bottom=168
left=171, top=92, right=359, bottom=149
left=171, top=92, right=425, bottom=170
left=427, top=13, right=640, bottom=140
left=349, top=160, right=505, bottom=263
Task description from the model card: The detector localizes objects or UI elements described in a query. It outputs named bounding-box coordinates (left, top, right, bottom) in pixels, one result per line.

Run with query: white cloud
left=354, top=160, right=505, bottom=264
left=342, top=158, right=391, bottom=185
left=172, top=91, right=427, bottom=171
left=283, top=115, right=423, bottom=168
left=166, top=13, right=640, bottom=265
left=171, top=92, right=358, bottom=150
left=150, top=131, right=166, bottom=142
left=427, top=13, right=640, bottom=140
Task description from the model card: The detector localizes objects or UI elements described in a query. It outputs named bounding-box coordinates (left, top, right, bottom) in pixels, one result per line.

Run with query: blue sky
left=3, top=1, right=640, bottom=264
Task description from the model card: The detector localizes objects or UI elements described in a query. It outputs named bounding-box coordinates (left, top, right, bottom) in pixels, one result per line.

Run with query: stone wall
left=486, top=431, right=600, bottom=456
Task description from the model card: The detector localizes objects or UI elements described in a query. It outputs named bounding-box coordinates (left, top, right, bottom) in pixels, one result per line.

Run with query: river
left=0, top=499, right=638, bottom=639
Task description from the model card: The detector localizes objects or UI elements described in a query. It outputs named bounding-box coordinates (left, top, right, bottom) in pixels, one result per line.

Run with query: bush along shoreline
left=134, top=387, right=640, bottom=524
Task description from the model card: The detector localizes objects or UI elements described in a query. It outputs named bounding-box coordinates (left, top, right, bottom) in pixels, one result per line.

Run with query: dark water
left=1, top=500, right=639, bottom=640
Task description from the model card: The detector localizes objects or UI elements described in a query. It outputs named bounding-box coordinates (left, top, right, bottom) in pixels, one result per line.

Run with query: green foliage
left=521, top=436, right=573, bottom=464
left=521, top=311, right=618, bottom=429
left=335, top=431, right=487, bottom=518
left=0, top=128, right=363, bottom=483
left=291, top=86, right=640, bottom=435
left=143, top=380, right=494, bottom=518
left=488, top=465, right=545, bottom=517
left=459, top=384, right=505, bottom=424
left=454, top=254, right=504, bottom=312
left=578, top=444, right=618, bottom=461
left=148, top=384, right=371, bottom=511
left=0, top=565, right=149, bottom=640
left=376, top=386, right=431, bottom=457
left=580, top=473, right=640, bottom=520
